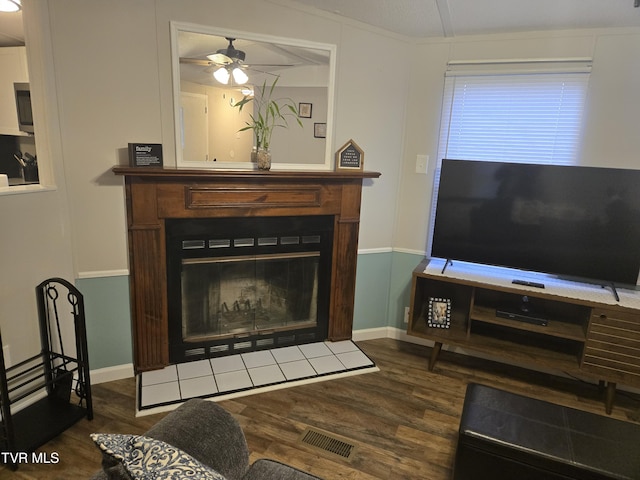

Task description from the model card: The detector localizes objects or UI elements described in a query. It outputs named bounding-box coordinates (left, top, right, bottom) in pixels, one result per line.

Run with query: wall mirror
left=170, top=22, right=336, bottom=170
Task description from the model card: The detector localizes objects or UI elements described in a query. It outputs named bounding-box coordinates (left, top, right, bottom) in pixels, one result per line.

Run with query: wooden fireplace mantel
left=113, top=166, right=381, bottom=372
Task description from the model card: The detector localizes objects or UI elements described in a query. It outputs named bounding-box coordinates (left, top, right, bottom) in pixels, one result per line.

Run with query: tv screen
left=431, top=159, right=640, bottom=286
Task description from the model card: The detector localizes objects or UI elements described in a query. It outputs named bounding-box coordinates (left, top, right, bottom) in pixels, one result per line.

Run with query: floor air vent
left=300, top=427, right=357, bottom=461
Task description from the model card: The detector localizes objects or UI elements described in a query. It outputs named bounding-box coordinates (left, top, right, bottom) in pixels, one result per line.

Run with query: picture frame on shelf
left=335, top=139, right=364, bottom=171
left=128, top=143, right=163, bottom=167
left=427, top=297, right=451, bottom=328
left=299, top=102, right=312, bottom=118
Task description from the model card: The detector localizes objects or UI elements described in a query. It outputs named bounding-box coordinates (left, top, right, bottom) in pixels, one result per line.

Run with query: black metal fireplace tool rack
left=0, top=278, right=93, bottom=468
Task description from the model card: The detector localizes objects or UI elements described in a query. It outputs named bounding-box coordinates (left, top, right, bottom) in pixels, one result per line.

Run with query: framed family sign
left=335, top=139, right=364, bottom=171
left=128, top=143, right=163, bottom=167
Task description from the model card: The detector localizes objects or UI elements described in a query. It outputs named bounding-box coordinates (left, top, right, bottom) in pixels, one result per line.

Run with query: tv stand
left=408, top=259, right=640, bottom=414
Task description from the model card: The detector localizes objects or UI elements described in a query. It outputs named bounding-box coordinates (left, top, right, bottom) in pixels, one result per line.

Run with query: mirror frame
left=170, top=21, right=336, bottom=171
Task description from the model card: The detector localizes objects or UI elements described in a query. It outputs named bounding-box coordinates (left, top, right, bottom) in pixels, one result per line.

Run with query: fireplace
left=113, top=167, right=380, bottom=372
left=166, top=216, right=333, bottom=363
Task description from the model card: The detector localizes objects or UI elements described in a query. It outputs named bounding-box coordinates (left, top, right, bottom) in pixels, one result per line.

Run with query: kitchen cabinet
left=0, top=47, right=29, bottom=136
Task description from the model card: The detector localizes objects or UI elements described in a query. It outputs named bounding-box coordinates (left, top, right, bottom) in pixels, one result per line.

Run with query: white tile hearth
left=271, top=345, right=306, bottom=363
left=215, top=369, right=253, bottom=393
left=180, top=376, right=218, bottom=398
left=242, top=350, right=276, bottom=369
left=279, top=359, right=317, bottom=380
left=299, top=342, right=333, bottom=358
left=177, top=359, right=214, bottom=379
left=337, top=349, right=373, bottom=369
left=140, top=365, right=178, bottom=386
left=308, top=354, right=347, bottom=375
left=248, top=364, right=286, bottom=386
left=210, top=354, right=246, bottom=375
left=138, top=340, right=377, bottom=415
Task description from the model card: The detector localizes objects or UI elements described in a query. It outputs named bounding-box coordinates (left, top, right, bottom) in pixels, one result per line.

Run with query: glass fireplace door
left=181, top=252, right=320, bottom=342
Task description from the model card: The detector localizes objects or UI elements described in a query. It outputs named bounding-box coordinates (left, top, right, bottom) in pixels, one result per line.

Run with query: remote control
left=512, top=279, right=545, bottom=289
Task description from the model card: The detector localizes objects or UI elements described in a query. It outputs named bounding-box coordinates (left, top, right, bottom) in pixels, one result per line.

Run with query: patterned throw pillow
left=91, top=433, right=227, bottom=480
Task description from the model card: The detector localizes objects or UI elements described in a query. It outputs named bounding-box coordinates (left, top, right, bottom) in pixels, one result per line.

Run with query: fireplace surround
left=113, top=167, right=380, bottom=372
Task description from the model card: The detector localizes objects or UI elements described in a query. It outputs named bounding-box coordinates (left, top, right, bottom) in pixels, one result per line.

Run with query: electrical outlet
left=416, top=154, right=429, bottom=174
left=404, top=306, right=410, bottom=324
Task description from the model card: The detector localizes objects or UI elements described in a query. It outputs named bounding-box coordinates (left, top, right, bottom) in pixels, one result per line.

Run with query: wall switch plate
left=404, top=306, right=410, bottom=324
left=416, top=154, right=429, bottom=174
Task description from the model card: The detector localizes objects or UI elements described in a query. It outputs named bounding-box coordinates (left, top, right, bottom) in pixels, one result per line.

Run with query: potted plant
left=234, top=76, right=302, bottom=170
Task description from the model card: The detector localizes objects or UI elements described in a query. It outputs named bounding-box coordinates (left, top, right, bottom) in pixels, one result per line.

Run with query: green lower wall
left=76, top=276, right=133, bottom=370
left=78, top=251, right=424, bottom=369
left=388, top=251, right=424, bottom=329
left=353, top=252, right=393, bottom=330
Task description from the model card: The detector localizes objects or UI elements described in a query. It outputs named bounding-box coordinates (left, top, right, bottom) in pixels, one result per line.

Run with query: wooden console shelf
left=407, top=259, right=640, bottom=414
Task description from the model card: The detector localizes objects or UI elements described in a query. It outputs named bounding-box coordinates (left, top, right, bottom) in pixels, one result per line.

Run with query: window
left=429, top=60, right=591, bottom=255
left=437, top=60, right=591, bottom=166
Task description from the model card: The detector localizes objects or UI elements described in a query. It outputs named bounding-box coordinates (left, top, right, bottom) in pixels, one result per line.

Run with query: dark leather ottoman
left=453, top=383, right=640, bottom=480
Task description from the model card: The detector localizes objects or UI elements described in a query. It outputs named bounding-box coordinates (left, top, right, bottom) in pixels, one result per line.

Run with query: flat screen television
left=431, top=159, right=640, bottom=288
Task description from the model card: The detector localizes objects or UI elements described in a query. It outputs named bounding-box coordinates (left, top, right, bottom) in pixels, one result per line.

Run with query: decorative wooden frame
left=113, top=167, right=381, bottom=372
left=314, top=123, right=327, bottom=138
left=335, top=139, right=364, bottom=171
left=427, top=297, right=451, bottom=328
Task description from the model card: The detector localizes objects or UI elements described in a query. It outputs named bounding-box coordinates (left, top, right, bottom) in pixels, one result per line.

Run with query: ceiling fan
left=179, top=37, right=293, bottom=86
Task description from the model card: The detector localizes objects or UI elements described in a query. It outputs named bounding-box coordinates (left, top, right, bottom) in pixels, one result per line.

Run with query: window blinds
left=437, top=60, right=591, bottom=166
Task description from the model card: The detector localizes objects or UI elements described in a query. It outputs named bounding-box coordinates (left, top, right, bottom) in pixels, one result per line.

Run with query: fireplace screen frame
left=166, top=216, right=334, bottom=363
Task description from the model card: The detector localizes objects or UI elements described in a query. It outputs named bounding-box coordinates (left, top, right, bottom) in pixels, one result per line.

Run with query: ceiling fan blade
left=207, top=52, right=233, bottom=65
left=179, top=58, right=211, bottom=67
left=245, top=63, right=296, bottom=68
left=244, top=67, right=279, bottom=77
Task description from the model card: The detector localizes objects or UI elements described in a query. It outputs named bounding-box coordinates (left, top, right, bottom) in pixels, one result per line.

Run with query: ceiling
left=289, top=0, right=640, bottom=37
left=1, top=1, right=639, bottom=47
left=0, top=9, right=23, bottom=47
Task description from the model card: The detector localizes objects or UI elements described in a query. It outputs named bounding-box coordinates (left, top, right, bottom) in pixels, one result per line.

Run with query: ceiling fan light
left=232, top=68, right=248, bottom=85
left=0, top=0, right=21, bottom=12
left=213, top=67, right=230, bottom=84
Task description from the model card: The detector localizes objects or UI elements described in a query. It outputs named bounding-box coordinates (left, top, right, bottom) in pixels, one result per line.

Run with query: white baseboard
left=91, top=363, right=135, bottom=384
left=76, top=269, right=130, bottom=279
left=352, top=326, right=433, bottom=346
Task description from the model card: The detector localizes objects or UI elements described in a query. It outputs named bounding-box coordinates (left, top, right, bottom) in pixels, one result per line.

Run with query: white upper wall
left=396, top=28, right=640, bottom=255
left=45, top=0, right=407, bottom=276
left=0, top=1, right=75, bottom=363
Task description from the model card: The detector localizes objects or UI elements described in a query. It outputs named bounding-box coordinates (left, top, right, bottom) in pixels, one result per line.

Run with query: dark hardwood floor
left=2, top=338, right=639, bottom=479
